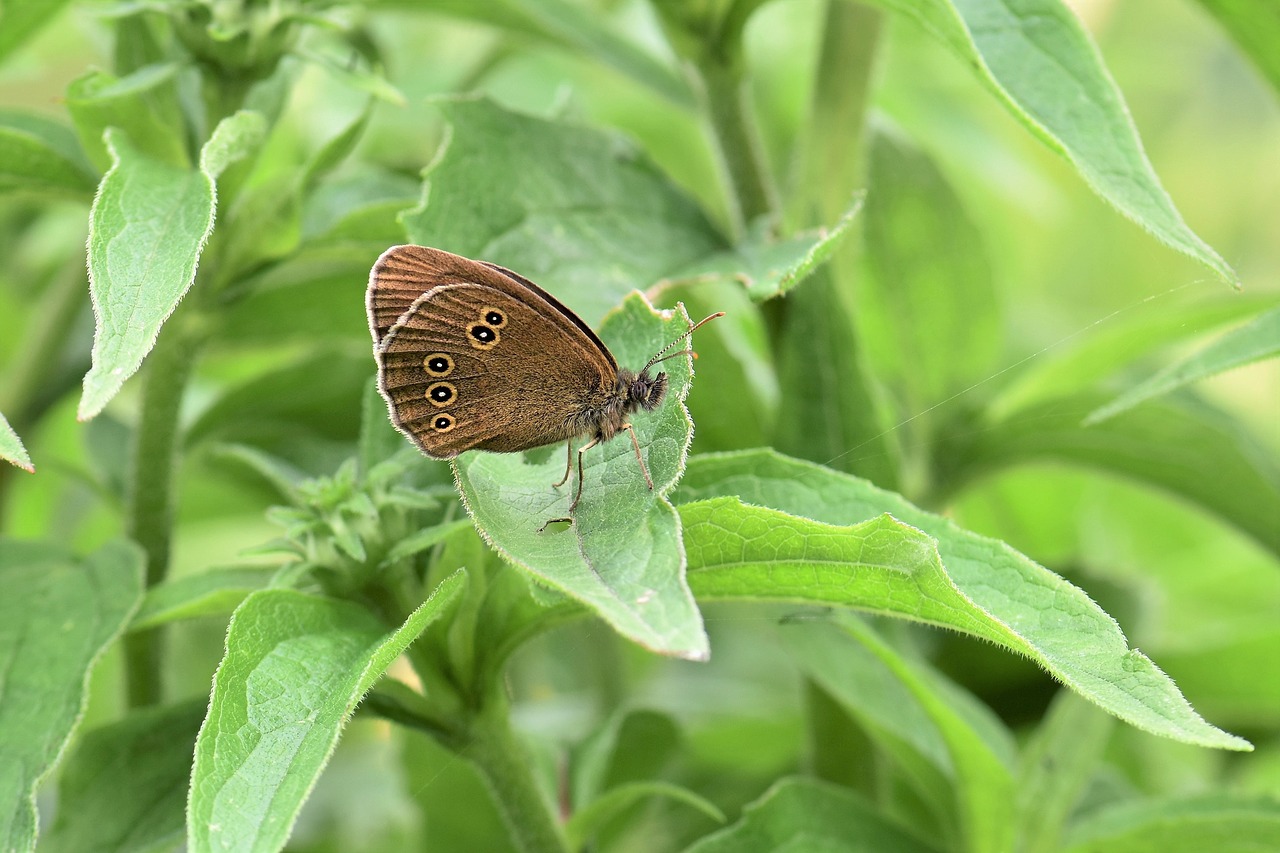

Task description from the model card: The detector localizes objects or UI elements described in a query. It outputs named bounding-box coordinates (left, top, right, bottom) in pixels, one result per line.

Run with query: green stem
left=363, top=681, right=460, bottom=744
left=694, top=49, right=777, bottom=236
left=123, top=316, right=204, bottom=707
left=467, top=693, right=568, bottom=853
left=766, top=1, right=896, bottom=487
left=796, top=0, right=882, bottom=228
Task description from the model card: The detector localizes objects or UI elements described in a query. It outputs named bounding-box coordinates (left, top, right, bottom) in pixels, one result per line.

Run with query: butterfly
left=367, top=245, right=721, bottom=513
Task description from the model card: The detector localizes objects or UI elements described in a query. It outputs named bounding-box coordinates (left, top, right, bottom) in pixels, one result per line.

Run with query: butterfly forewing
left=366, top=245, right=527, bottom=344
left=377, top=284, right=615, bottom=457
left=367, top=246, right=615, bottom=378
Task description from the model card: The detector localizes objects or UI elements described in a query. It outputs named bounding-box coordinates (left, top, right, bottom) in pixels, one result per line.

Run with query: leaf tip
left=76, top=381, right=109, bottom=422
left=682, top=646, right=711, bottom=663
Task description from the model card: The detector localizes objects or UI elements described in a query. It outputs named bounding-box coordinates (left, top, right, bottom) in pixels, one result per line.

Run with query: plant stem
left=694, top=48, right=777, bottom=236
left=795, top=0, right=882, bottom=227
left=767, top=1, right=896, bottom=487
left=123, top=316, right=203, bottom=707
left=466, top=693, right=568, bottom=853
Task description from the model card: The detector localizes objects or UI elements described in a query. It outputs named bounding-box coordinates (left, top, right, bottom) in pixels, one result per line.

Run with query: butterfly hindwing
left=377, top=283, right=616, bottom=457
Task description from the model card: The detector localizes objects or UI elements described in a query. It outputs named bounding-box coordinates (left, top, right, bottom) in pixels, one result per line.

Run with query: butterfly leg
left=569, top=436, right=601, bottom=512
left=623, top=423, right=655, bottom=491
left=553, top=439, right=574, bottom=488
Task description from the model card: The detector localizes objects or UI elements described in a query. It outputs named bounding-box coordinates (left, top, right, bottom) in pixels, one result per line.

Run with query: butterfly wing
left=367, top=245, right=616, bottom=375
left=376, top=283, right=617, bottom=457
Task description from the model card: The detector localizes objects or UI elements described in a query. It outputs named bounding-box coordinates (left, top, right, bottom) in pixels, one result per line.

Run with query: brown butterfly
left=366, top=245, right=721, bottom=513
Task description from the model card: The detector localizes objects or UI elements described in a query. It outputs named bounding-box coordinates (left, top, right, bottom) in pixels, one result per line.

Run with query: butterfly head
left=627, top=310, right=724, bottom=412
left=598, top=312, right=725, bottom=440
left=624, top=368, right=668, bottom=413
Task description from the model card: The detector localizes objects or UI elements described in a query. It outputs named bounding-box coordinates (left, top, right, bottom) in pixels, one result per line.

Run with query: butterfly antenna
left=643, top=312, right=725, bottom=372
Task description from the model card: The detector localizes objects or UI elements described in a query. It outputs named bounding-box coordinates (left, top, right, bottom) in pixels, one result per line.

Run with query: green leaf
left=567, top=781, right=724, bottom=851
left=197, top=110, right=267, bottom=180
left=401, top=96, right=726, bottom=326
left=184, top=349, right=369, bottom=468
left=518, top=0, right=692, bottom=105
left=207, top=443, right=308, bottom=503
left=0, top=111, right=97, bottom=197
left=570, top=709, right=682, bottom=809
left=947, top=393, right=1280, bottom=558
left=1086, top=306, right=1280, bottom=424
left=370, top=0, right=555, bottom=41
left=1014, top=691, right=1114, bottom=853
left=187, top=573, right=465, bottom=853
left=358, top=377, right=407, bottom=482
left=219, top=244, right=383, bottom=345
left=1061, top=795, right=1280, bottom=853
left=79, top=112, right=265, bottom=420
left=0, top=411, right=33, bottom=472
left=112, top=4, right=169, bottom=76
left=65, top=64, right=188, bottom=172
left=214, top=175, right=302, bottom=281
left=297, top=48, right=406, bottom=106
left=455, top=295, right=708, bottom=660
left=668, top=196, right=863, bottom=301
left=785, top=616, right=1016, bottom=853
left=862, top=0, right=1238, bottom=287
left=1192, top=0, right=1280, bottom=94
left=0, top=539, right=145, bottom=853
left=301, top=99, right=376, bottom=193
left=675, top=449, right=1250, bottom=751
left=383, top=520, right=475, bottom=566
left=130, top=566, right=276, bottom=631
left=682, top=776, right=938, bottom=852
left=0, top=0, right=73, bottom=63
left=382, top=0, right=692, bottom=106
left=39, top=700, right=207, bottom=853
left=988, top=293, right=1279, bottom=421
left=860, top=124, right=999, bottom=409
left=80, top=124, right=212, bottom=419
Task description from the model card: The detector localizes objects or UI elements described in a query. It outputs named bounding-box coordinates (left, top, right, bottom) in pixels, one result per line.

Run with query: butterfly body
left=366, top=246, right=717, bottom=512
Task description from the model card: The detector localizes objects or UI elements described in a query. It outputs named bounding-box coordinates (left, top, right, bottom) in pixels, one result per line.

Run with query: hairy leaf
left=0, top=412, right=32, bottom=472
left=40, top=700, right=206, bottom=853
left=863, top=0, right=1238, bottom=286
left=187, top=573, right=464, bottom=853
left=684, top=776, right=937, bottom=852
left=455, top=296, right=708, bottom=660
left=79, top=112, right=265, bottom=419
left=0, top=111, right=96, bottom=197
left=1087, top=306, right=1280, bottom=424
left=0, top=539, right=144, bottom=853
left=676, top=449, right=1250, bottom=750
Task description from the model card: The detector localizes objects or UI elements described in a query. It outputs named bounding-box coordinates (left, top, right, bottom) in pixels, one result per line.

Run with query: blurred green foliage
left=0, top=0, right=1277, bottom=851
